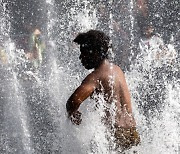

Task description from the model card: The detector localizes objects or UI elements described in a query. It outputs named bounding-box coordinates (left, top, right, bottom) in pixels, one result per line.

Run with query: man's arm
left=66, top=72, right=98, bottom=117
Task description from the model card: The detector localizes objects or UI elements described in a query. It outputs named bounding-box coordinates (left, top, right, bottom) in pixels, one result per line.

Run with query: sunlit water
left=0, top=0, right=179, bottom=154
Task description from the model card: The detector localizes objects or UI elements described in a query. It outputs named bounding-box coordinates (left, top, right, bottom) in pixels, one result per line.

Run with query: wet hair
left=74, top=30, right=110, bottom=59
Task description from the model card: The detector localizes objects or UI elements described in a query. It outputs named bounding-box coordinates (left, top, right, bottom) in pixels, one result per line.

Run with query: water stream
left=0, top=0, right=179, bottom=154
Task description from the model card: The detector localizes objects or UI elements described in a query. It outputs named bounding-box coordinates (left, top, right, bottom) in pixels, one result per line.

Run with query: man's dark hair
left=74, top=30, right=110, bottom=59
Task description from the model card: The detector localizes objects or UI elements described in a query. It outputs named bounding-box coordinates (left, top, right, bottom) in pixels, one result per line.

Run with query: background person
left=25, top=27, right=45, bottom=70
left=139, top=24, right=177, bottom=64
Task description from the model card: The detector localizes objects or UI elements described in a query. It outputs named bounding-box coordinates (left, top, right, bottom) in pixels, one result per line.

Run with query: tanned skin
left=66, top=49, right=136, bottom=128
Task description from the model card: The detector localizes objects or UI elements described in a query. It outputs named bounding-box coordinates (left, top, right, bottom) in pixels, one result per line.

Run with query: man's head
left=74, top=30, right=110, bottom=69
left=143, top=25, right=154, bottom=37
left=33, top=28, right=41, bottom=36
left=141, top=21, right=155, bottom=38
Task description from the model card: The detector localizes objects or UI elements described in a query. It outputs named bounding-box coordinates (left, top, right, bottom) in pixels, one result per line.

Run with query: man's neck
left=94, top=59, right=109, bottom=69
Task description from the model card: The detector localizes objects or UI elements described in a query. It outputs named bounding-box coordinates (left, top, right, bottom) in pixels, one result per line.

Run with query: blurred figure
left=25, top=27, right=45, bottom=70
left=137, top=23, right=177, bottom=121
left=139, top=24, right=177, bottom=64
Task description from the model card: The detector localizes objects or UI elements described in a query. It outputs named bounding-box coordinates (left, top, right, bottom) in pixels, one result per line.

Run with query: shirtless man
left=66, top=30, right=140, bottom=151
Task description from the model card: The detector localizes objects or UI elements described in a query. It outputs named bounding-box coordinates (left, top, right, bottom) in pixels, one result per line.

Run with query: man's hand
left=69, top=111, right=82, bottom=125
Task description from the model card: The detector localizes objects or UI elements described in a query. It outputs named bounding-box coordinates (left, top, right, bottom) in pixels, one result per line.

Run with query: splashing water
left=126, top=30, right=179, bottom=153
left=0, top=0, right=179, bottom=154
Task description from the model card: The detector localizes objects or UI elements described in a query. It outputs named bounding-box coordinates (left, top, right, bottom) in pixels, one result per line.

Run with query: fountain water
left=0, top=2, right=33, bottom=153
left=0, top=0, right=179, bottom=153
left=126, top=47, right=179, bottom=153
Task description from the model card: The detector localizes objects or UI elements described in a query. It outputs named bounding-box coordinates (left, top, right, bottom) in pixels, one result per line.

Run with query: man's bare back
left=86, top=59, right=136, bottom=128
